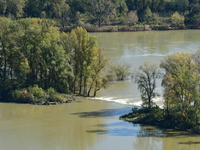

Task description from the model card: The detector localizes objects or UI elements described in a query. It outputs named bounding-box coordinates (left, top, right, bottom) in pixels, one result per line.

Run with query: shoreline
left=0, top=96, right=198, bottom=136
left=63, top=25, right=200, bottom=33
left=119, top=107, right=200, bottom=134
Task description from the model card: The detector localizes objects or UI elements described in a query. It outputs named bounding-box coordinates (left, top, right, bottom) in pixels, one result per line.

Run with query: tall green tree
left=161, top=51, right=200, bottom=122
left=87, top=48, right=109, bottom=96
left=0, top=0, right=25, bottom=18
left=89, top=0, right=117, bottom=27
left=62, top=27, right=98, bottom=95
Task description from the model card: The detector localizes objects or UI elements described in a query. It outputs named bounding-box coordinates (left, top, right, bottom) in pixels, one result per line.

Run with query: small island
left=120, top=51, right=200, bottom=134
left=0, top=18, right=112, bottom=104
left=120, top=106, right=200, bottom=134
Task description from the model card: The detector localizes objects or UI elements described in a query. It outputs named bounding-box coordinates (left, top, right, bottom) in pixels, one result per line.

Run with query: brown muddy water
left=0, top=100, right=200, bottom=150
left=1, top=30, right=200, bottom=150
left=91, top=30, right=200, bottom=107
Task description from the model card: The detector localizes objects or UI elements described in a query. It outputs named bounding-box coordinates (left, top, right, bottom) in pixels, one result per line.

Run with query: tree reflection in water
left=134, top=124, right=200, bottom=150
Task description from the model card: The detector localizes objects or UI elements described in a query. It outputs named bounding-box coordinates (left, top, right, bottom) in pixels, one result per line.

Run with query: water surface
left=1, top=30, right=200, bottom=150
left=0, top=100, right=200, bottom=150
left=91, top=30, right=200, bottom=106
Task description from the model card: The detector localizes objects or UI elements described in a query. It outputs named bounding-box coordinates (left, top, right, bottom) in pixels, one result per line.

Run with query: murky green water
left=1, top=30, right=200, bottom=150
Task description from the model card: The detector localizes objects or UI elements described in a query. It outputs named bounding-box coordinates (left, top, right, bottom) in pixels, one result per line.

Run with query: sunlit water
left=0, top=100, right=200, bottom=150
left=91, top=30, right=200, bottom=107
left=1, top=30, right=200, bottom=150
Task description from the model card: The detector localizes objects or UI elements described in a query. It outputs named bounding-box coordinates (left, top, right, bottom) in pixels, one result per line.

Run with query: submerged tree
left=135, top=62, right=161, bottom=108
left=110, top=63, right=131, bottom=80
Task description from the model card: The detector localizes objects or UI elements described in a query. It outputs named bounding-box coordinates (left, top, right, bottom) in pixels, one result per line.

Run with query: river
left=1, top=30, right=200, bottom=150
left=92, top=30, right=200, bottom=107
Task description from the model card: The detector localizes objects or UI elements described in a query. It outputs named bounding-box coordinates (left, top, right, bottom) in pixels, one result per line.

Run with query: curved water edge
left=91, top=95, right=164, bottom=108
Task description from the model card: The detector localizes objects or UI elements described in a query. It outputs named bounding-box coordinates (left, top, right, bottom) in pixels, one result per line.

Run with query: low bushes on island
left=8, top=85, right=68, bottom=105
left=120, top=105, right=200, bottom=133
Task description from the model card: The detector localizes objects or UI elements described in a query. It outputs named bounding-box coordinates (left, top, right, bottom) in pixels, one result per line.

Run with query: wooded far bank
left=0, top=0, right=200, bottom=31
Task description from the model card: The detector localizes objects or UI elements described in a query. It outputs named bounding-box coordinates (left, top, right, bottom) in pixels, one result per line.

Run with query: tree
left=114, top=0, right=128, bottom=18
left=124, top=11, right=139, bottom=25
left=0, top=17, right=11, bottom=81
left=135, top=62, right=161, bottom=108
left=62, top=27, right=98, bottom=95
left=171, top=11, right=185, bottom=27
left=160, top=51, right=200, bottom=123
left=143, top=7, right=154, bottom=24
left=185, top=4, right=200, bottom=28
left=87, top=48, right=109, bottom=96
left=89, top=0, right=116, bottom=27
left=0, top=0, right=25, bottom=18
left=59, top=3, right=70, bottom=28
left=6, top=18, right=72, bottom=92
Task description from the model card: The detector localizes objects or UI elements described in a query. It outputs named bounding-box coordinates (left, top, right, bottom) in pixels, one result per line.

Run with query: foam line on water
left=92, top=96, right=164, bottom=108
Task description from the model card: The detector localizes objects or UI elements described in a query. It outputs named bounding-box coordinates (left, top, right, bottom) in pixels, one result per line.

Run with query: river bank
left=63, top=25, right=200, bottom=33
left=120, top=106, right=200, bottom=134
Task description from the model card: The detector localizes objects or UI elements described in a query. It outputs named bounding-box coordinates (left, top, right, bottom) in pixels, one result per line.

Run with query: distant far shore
left=62, top=25, right=200, bottom=33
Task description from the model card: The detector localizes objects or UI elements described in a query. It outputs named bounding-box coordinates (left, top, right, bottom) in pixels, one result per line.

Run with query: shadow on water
left=87, top=128, right=139, bottom=136
left=136, top=125, right=200, bottom=138
left=71, top=107, right=130, bottom=118
left=179, top=141, right=200, bottom=145
left=72, top=107, right=200, bottom=139
left=87, top=121, right=200, bottom=139
left=87, top=122, right=140, bottom=136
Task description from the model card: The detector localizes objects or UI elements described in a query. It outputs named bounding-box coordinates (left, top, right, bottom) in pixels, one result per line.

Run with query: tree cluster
left=0, top=17, right=109, bottom=101
left=0, top=0, right=200, bottom=28
left=135, top=50, right=200, bottom=129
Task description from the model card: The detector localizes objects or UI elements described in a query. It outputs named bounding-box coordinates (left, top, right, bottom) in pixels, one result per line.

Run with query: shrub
left=47, top=87, right=57, bottom=97
left=28, top=85, right=47, bottom=102
left=110, top=63, right=131, bottom=80
left=192, top=125, right=200, bottom=134
left=150, top=107, right=164, bottom=122
left=171, top=11, right=185, bottom=27
left=124, top=11, right=139, bottom=26
left=48, top=94, right=64, bottom=102
left=8, top=89, right=34, bottom=103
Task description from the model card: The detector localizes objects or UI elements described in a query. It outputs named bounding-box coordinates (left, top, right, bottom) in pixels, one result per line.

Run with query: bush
left=110, top=63, right=131, bottom=80
left=28, top=85, right=46, bottom=99
left=48, top=94, right=64, bottom=102
left=8, top=89, right=34, bottom=103
left=192, top=125, right=200, bottom=134
left=47, top=87, right=57, bottom=97
left=124, top=11, right=138, bottom=26
left=171, top=11, right=185, bottom=27
left=149, top=107, right=164, bottom=122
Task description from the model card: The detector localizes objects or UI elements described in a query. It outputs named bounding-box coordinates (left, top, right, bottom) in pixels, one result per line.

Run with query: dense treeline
left=0, top=17, right=110, bottom=102
left=0, top=0, right=200, bottom=29
left=121, top=50, right=200, bottom=132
